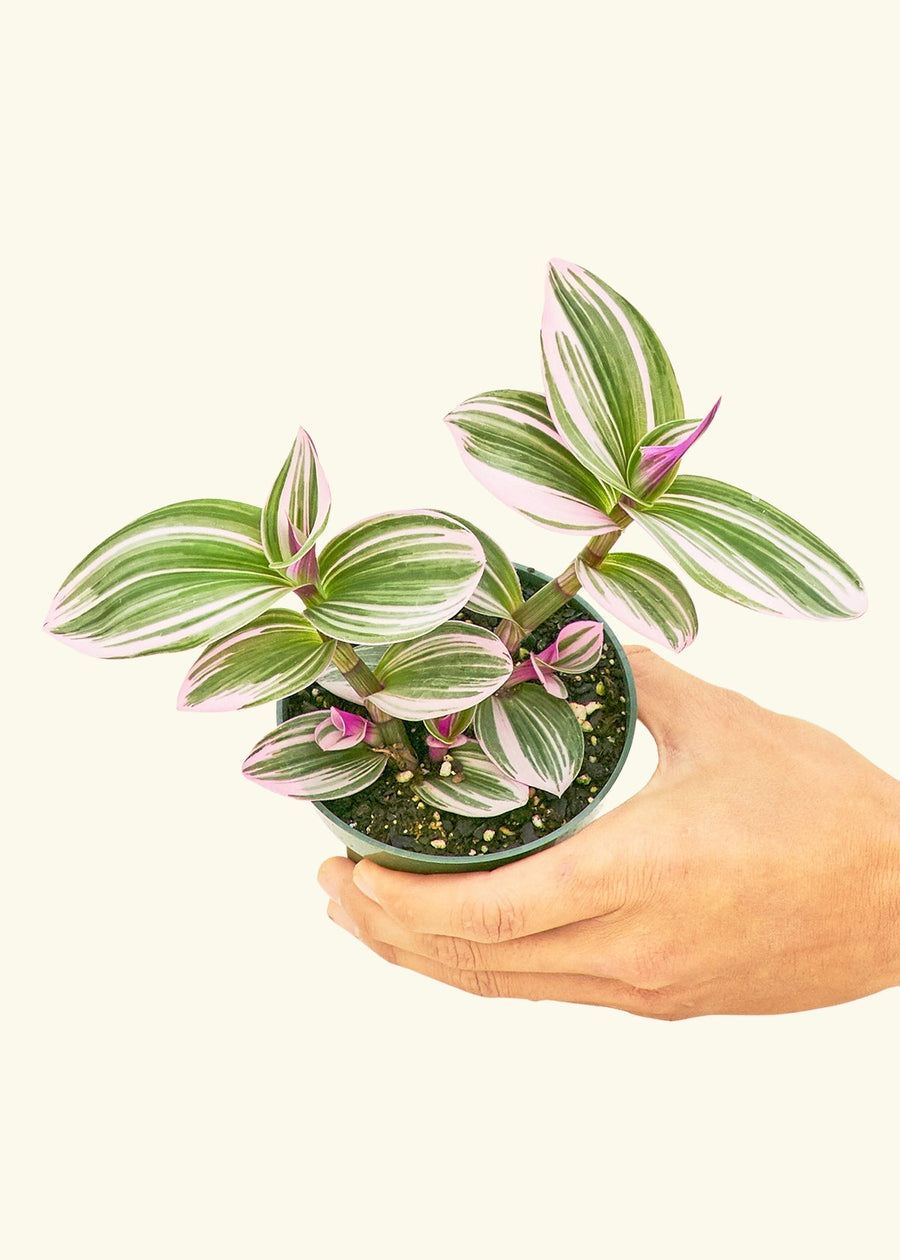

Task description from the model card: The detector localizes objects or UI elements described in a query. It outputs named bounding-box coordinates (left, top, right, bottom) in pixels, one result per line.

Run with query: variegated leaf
left=575, top=554, right=698, bottom=652
left=625, top=476, right=867, bottom=618
left=624, top=418, right=699, bottom=502
left=315, top=644, right=386, bottom=702
left=542, top=259, right=684, bottom=489
left=44, top=500, right=293, bottom=658
left=475, top=683, right=585, bottom=796
left=423, top=708, right=477, bottom=742
left=626, top=398, right=721, bottom=503
left=413, top=744, right=531, bottom=818
left=177, top=610, right=335, bottom=711
left=302, top=511, right=485, bottom=644
left=542, top=620, right=606, bottom=673
left=529, top=654, right=569, bottom=698
left=444, top=514, right=523, bottom=617
left=372, top=624, right=513, bottom=721
left=445, top=390, right=620, bottom=531
left=262, top=427, right=331, bottom=574
left=242, top=712, right=388, bottom=800
left=314, top=708, right=376, bottom=751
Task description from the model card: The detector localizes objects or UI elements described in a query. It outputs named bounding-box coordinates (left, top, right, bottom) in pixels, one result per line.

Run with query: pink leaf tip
left=314, top=706, right=374, bottom=751
left=630, top=396, right=722, bottom=500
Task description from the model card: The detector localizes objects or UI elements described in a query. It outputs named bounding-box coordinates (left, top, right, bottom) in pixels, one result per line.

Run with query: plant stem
left=366, top=704, right=420, bottom=772
left=329, top=641, right=418, bottom=771
left=499, top=503, right=632, bottom=652
left=331, top=641, right=384, bottom=699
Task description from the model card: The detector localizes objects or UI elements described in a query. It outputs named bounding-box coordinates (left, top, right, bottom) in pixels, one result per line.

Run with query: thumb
left=623, top=644, right=724, bottom=764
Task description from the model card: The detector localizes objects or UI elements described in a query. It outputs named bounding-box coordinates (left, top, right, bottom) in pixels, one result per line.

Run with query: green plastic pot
left=276, top=565, right=637, bottom=874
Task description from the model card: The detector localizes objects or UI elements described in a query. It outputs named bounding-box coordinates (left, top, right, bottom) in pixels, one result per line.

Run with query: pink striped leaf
left=371, top=624, right=513, bottom=721
left=314, top=707, right=378, bottom=751
left=423, top=715, right=473, bottom=740
left=575, top=554, right=698, bottom=652
left=424, top=732, right=469, bottom=759
left=529, top=654, right=569, bottom=699
left=262, top=427, right=331, bottom=576
left=423, top=708, right=477, bottom=743
left=626, top=398, right=721, bottom=503
left=625, top=476, right=867, bottom=619
left=506, top=619, right=605, bottom=694
left=475, top=683, right=585, bottom=796
left=541, top=620, right=606, bottom=673
left=44, top=500, right=294, bottom=658
left=507, top=652, right=569, bottom=698
left=442, top=515, right=523, bottom=617
left=178, top=609, right=335, bottom=711
left=242, top=712, right=388, bottom=800
left=301, top=511, right=485, bottom=644
left=413, top=744, right=531, bottom=818
left=542, top=259, right=684, bottom=490
left=424, top=708, right=476, bottom=758
left=445, top=390, right=621, bottom=532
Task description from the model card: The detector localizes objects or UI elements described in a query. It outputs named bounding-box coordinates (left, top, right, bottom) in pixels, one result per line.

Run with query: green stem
left=366, top=704, right=420, bottom=773
left=499, top=503, right=632, bottom=652
left=331, top=641, right=384, bottom=700
left=330, top=641, right=418, bottom=771
left=508, top=565, right=582, bottom=639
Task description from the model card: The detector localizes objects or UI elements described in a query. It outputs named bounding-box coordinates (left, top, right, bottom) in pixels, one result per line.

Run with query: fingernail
left=327, top=901, right=360, bottom=937
left=352, top=863, right=381, bottom=905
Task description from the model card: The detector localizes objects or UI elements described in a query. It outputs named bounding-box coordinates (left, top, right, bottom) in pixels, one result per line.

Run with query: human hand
left=317, top=647, right=900, bottom=1018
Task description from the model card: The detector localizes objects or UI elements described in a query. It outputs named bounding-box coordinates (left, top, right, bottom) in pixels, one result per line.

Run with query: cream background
left=3, top=2, right=898, bottom=1257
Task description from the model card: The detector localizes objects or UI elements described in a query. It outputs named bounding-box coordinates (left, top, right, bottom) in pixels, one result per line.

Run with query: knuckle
left=456, top=968, right=504, bottom=999
left=646, top=1002, right=692, bottom=1022
left=629, top=984, right=696, bottom=1021
left=644, top=1007, right=685, bottom=1022
left=456, top=881, right=523, bottom=944
left=630, top=988, right=677, bottom=1020
left=429, top=932, right=483, bottom=973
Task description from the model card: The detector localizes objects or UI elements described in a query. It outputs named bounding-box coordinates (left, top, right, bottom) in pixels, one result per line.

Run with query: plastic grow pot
left=276, top=565, right=637, bottom=874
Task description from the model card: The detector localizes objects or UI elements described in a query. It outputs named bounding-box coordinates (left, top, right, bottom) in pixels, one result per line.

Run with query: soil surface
left=281, top=573, right=630, bottom=856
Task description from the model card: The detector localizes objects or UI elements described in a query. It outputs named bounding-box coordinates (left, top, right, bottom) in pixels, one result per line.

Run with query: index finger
left=350, top=795, right=645, bottom=943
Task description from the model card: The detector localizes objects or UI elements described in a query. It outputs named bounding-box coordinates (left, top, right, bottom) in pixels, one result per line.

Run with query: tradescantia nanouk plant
left=45, top=258, right=866, bottom=836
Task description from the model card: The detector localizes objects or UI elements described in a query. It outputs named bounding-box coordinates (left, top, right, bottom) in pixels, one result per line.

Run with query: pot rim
left=277, top=563, right=638, bottom=869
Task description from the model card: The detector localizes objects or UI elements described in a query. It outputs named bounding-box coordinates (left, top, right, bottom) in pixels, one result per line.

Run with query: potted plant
left=44, top=258, right=866, bottom=874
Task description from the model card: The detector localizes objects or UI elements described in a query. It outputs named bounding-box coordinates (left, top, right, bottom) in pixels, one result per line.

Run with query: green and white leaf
left=178, top=610, right=335, bottom=711
left=371, top=623, right=513, bottom=720
left=576, top=553, right=698, bottom=652
left=475, top=683, right=585, bottom=796
left=444, top=514, right=523, bottom=617
left=625, top=476, right=867, bottom=619
left=44, top=500, right=293, bottom=658
left=261, top=426, right=331, bottom=570
left=315, top=644, right=387, bottom=702
left=542, top=259, right=683, bottom=489
left=445, top=390, right=620, bottom=529
left=413, top=745, right=530, bottom=818
left=242, top=712, right=388, bottom=800
left=302, top=511, right=485, bottom=644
